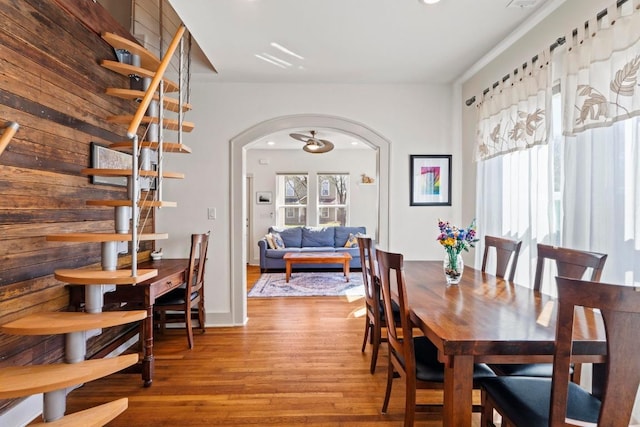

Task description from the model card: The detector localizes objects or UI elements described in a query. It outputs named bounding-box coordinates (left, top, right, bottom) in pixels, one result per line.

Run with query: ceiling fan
left=289, top=130, right=335, bottom=154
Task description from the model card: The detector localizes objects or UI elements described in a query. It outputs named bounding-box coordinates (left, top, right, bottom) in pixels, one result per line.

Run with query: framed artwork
left=90, top=142, right=132, bottom=187
left=256, top=191, right=272, bottom=205
left=409, top=154, right=452, bottom=206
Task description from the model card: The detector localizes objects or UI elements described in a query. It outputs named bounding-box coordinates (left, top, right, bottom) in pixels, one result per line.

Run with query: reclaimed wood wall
left=0, top=0, right=154, bottom=412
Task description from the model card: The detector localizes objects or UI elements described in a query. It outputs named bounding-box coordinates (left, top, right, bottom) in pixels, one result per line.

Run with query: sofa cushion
left=272, top=232, right=285, bottom=249
left=269, top=226, right=302, bottom=248
left=301, top=227, right=335, bottom=247
left=343, top=233, right=359, bottom=248
left=300, top=246, right=335, bottom=253
left=264, top=233, right=276, bottom=249
left=335, top=226, right=366, bottom=247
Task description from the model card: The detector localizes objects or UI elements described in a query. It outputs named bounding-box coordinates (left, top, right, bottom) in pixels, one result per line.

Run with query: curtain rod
left=465, top=0, right=630, bottom=107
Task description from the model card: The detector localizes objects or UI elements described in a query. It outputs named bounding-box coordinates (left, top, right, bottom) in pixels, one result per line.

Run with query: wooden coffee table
left=282, top=252, right=352, bottom=283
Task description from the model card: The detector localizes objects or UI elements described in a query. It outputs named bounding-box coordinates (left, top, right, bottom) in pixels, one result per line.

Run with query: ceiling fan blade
left=289, top=133, right=311, bottom=142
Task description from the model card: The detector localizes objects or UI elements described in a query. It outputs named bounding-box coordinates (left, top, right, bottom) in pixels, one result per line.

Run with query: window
left=276, top=174, right=307, bottom=227
left=317, top=174, right=349, bottom=226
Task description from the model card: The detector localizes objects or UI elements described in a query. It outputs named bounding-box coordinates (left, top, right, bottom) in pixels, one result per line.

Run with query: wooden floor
left=60, top=265, right=480, bottom=426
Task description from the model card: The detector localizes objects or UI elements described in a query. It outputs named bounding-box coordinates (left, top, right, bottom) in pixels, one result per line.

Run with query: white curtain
left=563, top=1, right=640, bottom=135
left=560, top=0, right=640, bottom=286
left=475, top=52, right=551, bottom=161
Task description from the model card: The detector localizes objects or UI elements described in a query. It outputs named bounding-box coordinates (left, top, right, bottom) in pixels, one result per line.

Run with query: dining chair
left=357, top=236, right=400, bottom=374
left=155, top=231, right=210, bottom=349
left=480, top=276, right=640, bottom=427
left=481, top=235, right=522, bottom=282
left=491, top=243, right=607, bottom=380
left=375, top=248, right=495, bottom=426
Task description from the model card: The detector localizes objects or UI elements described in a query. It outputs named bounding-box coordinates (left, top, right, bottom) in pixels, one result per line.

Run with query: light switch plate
left=207, top=207, right=216, bottom=220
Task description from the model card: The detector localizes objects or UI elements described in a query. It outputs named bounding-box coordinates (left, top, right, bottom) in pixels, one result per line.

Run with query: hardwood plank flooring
left=59, top=265, right=480, bottom=426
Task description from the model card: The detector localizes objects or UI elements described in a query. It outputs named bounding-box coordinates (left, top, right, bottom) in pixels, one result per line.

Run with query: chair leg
left=185, top=307, right=194, bottom=349
left=361, top=318, right=370, bottom=353
left=370, top=323, right=381, bottom=374
left=404, top=376, right=416, bottom=427
left=197, top=300, right=206, bottom=334
left=381, top=356, right=394, bottom=414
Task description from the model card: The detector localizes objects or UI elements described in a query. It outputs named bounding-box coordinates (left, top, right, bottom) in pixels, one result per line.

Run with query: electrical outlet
left=207, top=207, right=216, bottom=220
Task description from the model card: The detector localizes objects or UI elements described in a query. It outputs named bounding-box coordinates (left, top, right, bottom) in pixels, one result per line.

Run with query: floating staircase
left=0, top=24, right=193, bottom=424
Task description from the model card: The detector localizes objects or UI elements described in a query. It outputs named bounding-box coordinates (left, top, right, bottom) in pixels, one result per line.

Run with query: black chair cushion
left=492, top=363, right=573, bottom=377
left=480, top=376, right=601, bottom=427
left=155, top=285, right=199, bottom=306
left=377, top=298, right=401, bottom=324
left=412, top=337, right=496, bottom=382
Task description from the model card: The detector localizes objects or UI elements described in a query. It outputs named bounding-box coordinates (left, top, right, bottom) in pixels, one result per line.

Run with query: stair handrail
left=126, top=24, right=185, bottom=139
left=126, top=24, right=185, bottom=275
left=0, top=121, right=19, bottom=157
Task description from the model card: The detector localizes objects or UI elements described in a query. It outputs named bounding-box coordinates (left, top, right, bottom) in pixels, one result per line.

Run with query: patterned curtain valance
left=475, top=55, right=551, bottom=162
left=562, top=1, right=640, bottom=136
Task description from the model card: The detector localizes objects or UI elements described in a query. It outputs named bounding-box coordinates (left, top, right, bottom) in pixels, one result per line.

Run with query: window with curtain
left=475, top=0, right=640, bottom=291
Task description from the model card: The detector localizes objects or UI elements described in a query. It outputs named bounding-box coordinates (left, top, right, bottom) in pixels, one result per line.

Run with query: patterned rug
left=248, top=271, right=364, bottom=297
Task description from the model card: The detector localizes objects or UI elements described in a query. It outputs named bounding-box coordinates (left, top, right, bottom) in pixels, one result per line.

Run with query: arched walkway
left=229, top=114, right=390, bottom=324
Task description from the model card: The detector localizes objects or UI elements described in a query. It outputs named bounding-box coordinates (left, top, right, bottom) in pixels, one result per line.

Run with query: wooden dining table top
left=401, top=260, right=607, bottom=426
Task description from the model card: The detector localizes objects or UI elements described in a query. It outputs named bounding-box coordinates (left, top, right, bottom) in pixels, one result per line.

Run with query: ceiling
left=168, top=0, right=554, bottom=150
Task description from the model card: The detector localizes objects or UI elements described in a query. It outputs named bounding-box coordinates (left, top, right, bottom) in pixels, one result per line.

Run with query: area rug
left=248, top=271, right=364, bottom=297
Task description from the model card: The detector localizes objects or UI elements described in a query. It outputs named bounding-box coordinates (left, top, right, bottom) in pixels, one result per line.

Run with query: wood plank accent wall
left=0, top=0, right=154, bottom=413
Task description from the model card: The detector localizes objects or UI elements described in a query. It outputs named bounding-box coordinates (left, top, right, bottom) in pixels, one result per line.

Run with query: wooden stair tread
left=30, top=398, right=128, bottom=427
left=101, top=60, right=178, bottom=92
left=53, top=268, right=158, bottom=285
left=109, top=141, right=192, bottom=153
left=107, top=115, right=194, bottom=132
left=106, top=88, right=192, bottom=112
left=81, top=168, right=185, bottom=179
left=0, top=354, right=138, bottom=399
left=102, top=31, right=160, bottom=70
left=1, top=311, right=147, bottom=335
left=86, top=200, right=177, bottom=208
left=46, top=233, right=168, bottom=242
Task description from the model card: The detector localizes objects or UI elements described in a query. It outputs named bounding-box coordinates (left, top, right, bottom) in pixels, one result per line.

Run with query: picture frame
left=90, top=142, right=132, bottom=187
left=409, top=154, right=452, bottom=206
left=256, top=191, right=272, bottom=205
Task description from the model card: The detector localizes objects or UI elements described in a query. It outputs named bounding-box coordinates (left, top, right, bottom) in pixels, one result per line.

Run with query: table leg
left=285, top=261, right=292, bottom=283
left=344, top=260, right=350, bottom=282
left=443, top=354, right=473, bottom=427
left=142, top=302, right=154, bottom=387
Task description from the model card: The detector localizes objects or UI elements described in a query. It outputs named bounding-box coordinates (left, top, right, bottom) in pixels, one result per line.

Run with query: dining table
left=402, top=261, right=607, bottom=427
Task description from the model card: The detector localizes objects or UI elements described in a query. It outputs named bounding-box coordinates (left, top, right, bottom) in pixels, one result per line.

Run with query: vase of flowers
left=437, top=219, right=478, bottom=285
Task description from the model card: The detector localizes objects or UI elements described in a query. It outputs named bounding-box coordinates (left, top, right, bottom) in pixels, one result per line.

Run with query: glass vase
left=443, top=252, right=464, bottom=285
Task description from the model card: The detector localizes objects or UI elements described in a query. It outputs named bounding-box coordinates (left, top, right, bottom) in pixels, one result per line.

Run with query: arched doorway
left=230, top=114, right=390, bottom=324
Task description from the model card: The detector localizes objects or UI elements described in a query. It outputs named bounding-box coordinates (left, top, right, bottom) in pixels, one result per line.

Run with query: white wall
left=246, top=148, right=378, bottom=264
left=157, top=81, right=455, bottom=325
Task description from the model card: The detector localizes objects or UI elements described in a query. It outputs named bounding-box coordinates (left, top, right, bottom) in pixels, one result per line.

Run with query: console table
left=69, top=258, right=188, bottom=387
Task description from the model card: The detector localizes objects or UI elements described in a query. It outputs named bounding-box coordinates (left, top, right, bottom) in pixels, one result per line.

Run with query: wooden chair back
left=481, top=235, right=522, bottom=282
left=533, top=244, right=607, bottom=292
left=357, top=236, right=379, bottom=319
left=551, top=277, right=640, bottom=426
left=375, top=248, right=414, bottom=380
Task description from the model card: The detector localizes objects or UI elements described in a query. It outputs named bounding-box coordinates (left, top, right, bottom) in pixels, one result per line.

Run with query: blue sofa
left=258, top=226, right=366, bottom=272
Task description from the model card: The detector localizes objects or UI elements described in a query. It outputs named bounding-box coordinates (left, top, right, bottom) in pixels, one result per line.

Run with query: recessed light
left=267, top=141, right=275, bottom=145
left=418, top=0, right=441, bottom=4
left=351, top=141, right=359, bottom=146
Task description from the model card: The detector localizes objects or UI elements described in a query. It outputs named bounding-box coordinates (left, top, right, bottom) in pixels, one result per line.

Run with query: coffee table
left=282, top=252, right=352, bottom=283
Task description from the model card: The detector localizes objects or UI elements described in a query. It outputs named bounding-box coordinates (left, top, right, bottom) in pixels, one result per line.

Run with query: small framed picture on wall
left=409, top=154, right=452, bottom=206
left=256, top=191, right=272, bottom=205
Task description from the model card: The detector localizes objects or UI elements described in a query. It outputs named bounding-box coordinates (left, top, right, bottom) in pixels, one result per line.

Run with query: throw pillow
left=344, top=233, right=359, bottom=248
left=264, top=233, right=276, bottom=249
left=272, top=232, right=285, bottom=249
